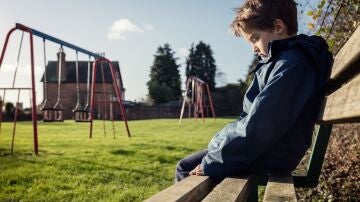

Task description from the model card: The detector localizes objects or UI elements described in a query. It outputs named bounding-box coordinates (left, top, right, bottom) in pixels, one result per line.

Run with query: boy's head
left=231, top=0, right=298, bottom=58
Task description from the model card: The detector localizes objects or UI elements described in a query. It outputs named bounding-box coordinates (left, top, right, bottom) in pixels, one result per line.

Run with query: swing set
left=72, top=55, right=92, bottom=122
left=179, top=76, right=216, bottom=124
left=0, top=23, right=130, bottom=155
left=40, top=44, right=93, bottom=122
left=40, top=45, right=65, bottom=122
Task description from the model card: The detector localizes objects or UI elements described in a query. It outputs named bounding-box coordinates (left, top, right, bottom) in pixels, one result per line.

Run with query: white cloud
left=144, top=24, right=155, bottom=31
left=107, top=19, right=144, bottom=40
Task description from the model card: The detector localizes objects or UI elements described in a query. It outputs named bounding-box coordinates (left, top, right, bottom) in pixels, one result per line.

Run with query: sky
left=0, top=0, right=315, bottom=107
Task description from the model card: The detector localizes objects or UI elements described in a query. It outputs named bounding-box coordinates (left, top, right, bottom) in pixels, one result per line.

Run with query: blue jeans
left=175, top=149, right=208, bottom=182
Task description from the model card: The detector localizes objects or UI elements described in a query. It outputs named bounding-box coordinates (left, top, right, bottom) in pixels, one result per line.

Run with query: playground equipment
left=0, top=23, right=130, bottom=154
left=72, top=52, right=91, bottom=122
left=0, top=29, right=32, bottom=153
left=39, top=39, right=53, bottom=121
left=41, top=46, right=65, bottom=122
left=179, top=76, right=216, bottom=124
left=89, top=57, right=130, bottom=138
left=99, top=60, right=113, bottom=138
left=81, top=56, right=92, bottom=121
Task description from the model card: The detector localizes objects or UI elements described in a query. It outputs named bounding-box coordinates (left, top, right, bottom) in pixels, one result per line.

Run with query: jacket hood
left=265, top=34, right=333, bottom=74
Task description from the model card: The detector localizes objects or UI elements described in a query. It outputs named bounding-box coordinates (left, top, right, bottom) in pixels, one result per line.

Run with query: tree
left=5, top=102, right=14, bottom=117
left=212, top=83, right=247, bottom=116
left=306, top=0, right=360, bottom=53
left=147, top=43, right=181, bottom=103
left=185, top=41, right=217, bottom=91
left=295, top=1, right=360, bottom=201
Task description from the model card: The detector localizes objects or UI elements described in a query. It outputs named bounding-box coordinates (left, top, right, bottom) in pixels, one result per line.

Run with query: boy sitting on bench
left=176, top=0, right=333, bottom=181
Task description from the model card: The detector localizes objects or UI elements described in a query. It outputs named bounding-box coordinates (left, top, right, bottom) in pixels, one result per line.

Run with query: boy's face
left=240, top=27, right=280, bottom=59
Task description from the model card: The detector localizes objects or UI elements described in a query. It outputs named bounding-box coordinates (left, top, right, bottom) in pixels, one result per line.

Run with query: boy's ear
left=273, top=19, right=286, bottom=35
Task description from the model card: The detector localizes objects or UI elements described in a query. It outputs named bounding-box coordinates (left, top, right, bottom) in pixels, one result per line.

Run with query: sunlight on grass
left=0, top=118, right=233, bottom=201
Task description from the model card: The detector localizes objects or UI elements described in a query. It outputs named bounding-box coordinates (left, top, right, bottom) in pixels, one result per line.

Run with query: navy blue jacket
left=201, top=34, right=333, bottom=178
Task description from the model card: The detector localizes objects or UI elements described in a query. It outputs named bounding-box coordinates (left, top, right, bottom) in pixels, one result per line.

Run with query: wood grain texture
left=145, top=176, right=215, bottom=202
left=202, top=177, right=255, bottom=202
left=263, top=176, right=297, bottom=202
left=319, top=74, right=360, bottom=122
left=330, top=26, right=360, bottom=80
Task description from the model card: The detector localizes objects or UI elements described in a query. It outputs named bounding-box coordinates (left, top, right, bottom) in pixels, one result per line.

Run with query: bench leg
left=247, top=185, right=258, bottom=202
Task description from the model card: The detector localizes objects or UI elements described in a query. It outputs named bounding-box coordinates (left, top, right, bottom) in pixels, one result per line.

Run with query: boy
left=175, top=0, right=333, bottom=181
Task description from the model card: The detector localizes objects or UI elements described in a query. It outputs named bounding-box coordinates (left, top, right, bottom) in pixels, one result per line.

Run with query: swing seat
left=42, top=108, right=64, bottom=122
left=72, top=103, right=90, bottom=122
left=39, top=100, right=58, bottom=122
left=43, top=101, right=64, bottom=122
left=39, top=99, right=52, bottom=110
left=72, top=102, right=83, bottom=112
left=73, top=109, right=91, bottom=122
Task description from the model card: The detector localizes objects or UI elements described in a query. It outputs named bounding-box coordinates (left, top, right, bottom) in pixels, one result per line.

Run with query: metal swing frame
left=89, top=57, right=130, bottom=138
left=0, top=31, right=34, bottom=153
left=0, top=25, right=39, bottom=154
left=0, top=23, right=131, bottom=154
left=179, top=76, right=216, bottom=124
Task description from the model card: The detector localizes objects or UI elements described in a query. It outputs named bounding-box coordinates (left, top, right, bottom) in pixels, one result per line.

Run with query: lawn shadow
left=133, top=143, right=195, bottom=154
left=0, top=148, right=35, bottom=157
left=0, top=148, right=11, bottom=156
left=110, top=149, right=135, bottom=155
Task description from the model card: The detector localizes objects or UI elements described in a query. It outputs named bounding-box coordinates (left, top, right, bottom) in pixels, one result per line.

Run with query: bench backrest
left=294, top=25, right=360, bottom=187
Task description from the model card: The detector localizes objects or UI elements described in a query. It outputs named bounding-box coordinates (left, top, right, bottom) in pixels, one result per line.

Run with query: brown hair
left=231, top=0, right=298, bottom=37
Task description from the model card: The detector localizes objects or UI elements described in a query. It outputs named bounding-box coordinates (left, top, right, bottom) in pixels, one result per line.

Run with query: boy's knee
left=175, top=160, right=184, bottom=172
left=175, top=160, right=188, bottom=183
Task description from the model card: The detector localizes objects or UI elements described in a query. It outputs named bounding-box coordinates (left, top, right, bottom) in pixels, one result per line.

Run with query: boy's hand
left=189, top=164, right=204, bottom=176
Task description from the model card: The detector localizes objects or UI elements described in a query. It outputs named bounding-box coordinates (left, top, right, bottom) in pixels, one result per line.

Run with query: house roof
left=41, top=61, right=124, bottom=88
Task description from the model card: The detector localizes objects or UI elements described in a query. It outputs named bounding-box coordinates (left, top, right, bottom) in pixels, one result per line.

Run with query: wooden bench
left=145, top=26, right=360, bottom=202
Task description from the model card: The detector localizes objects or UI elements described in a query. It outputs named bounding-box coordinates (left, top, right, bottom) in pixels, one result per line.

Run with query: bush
left=212, top=83, right=247, bottom=116
left=296, top=123, right=360, bottom=201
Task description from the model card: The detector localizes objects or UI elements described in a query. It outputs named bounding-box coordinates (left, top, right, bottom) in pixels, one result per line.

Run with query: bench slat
left=319, top=73, right=360, bottom=123
left=263, top=176, right=297, bottom=202
left=202, top=176, right=255, bottom=202
left=330, top=26, right=360, bottom=81
left=145, top=176, right=216, bottom=202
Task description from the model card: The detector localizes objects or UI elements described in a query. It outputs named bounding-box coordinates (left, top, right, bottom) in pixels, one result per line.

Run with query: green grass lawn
left=0, top=118, right=233, bottom=201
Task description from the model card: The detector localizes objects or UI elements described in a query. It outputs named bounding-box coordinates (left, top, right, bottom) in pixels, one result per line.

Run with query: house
left=40, top=51, right=125, bottom=120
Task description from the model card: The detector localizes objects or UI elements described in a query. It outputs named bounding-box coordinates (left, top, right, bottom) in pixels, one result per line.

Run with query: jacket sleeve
left=201, top=56, right=318, bottom=178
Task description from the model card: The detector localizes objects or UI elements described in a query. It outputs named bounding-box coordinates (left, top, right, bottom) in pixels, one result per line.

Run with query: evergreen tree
left=147, top=43, right=181, bottom=103
left=185, top=41, right=217, bottom=91
left=5, top=102, right=14, bottom=117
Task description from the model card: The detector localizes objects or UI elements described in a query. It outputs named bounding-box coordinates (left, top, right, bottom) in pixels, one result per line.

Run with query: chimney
left=57, top=50, right=67, bottom=81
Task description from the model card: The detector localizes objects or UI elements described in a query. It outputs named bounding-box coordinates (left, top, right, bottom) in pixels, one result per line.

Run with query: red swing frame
left=179, top=76, right=216, bottom=124
left=0, top=23, right=131, bottom=155
left=0, top=24, right=39, bottom=154
left=89, top=57, right=130, bottom=138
